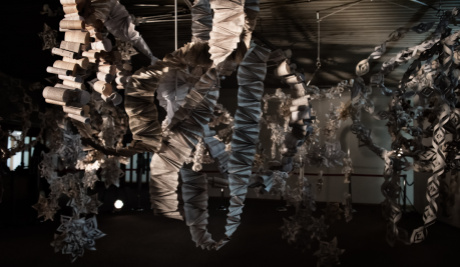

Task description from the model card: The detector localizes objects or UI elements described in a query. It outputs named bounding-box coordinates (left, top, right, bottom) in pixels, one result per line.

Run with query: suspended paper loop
left=355, top=59, right=370, bottom=76
left=208, top=0, right=245, bottom=69
left=410, top=104, right=450, bottom=243
left=150, top=67, right=220, bottom=218
left=191, top=0, right=213, bottom=42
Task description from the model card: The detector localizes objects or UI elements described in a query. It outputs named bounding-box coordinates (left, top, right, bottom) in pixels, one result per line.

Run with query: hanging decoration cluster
left=29, top=0, right=460, bottom=265
left=346, top=7, right=460, bottom=245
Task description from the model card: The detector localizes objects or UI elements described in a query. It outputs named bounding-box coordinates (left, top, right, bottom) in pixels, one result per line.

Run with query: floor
left=1, top=196, right=460, bottom=267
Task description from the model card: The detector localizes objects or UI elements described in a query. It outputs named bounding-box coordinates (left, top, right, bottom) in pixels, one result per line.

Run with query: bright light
left=114, top=200, right=124, bottom=209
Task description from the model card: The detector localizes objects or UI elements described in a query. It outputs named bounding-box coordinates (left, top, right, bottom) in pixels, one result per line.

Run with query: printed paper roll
left=63, top=79, right=85, bottom=90
left=62, top=57, right=89, bottom=69
left=60, top=40, right=81, bottom=53
left=98, top=64, right=115, bottom=75
left=58, top=74, right=83, bottom=83
left=43, top=86, right=71, bottom=102
left=51, top=47, right=75, bottom=58
left=64, top=31, right=89, bottom=44
left=46, top=66, right=71, bottom=76
left=63, top=105, right=84, bottom=115
left=64, top=12, right=80, bottom=18
left=91, top=40, right=111, bottom=51
left=91, top=32, right=103, bottom=41
left=53, top=60, right=77, bottom=72
left=59, top=19, right=85, bottom=30
left=115, top=75, right=130, bottom=85
left=55, top=83, right=75, bottom=89
left=82, top=50, right=99, bottom=59
left=45, top=99, right=66, bottom=106
left=60, top=0, right=83, bottom=5
left=63, top=13, right=83, bottom=20
left=75, top=90, right=90, bottom=105
left=291, top=96, right=310, bottom=106
left=96, top=72, right=113, bottom=83
left=63, top=5, right=79, bottom=14
left=93, top=80, right=112, bottom=96
left=67, top=113, right=90, bottom=124
left=275, top=59, right=291, bottom=76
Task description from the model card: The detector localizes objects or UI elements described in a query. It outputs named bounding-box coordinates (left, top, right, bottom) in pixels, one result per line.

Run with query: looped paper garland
left=347, top=8, right=460, bottom=245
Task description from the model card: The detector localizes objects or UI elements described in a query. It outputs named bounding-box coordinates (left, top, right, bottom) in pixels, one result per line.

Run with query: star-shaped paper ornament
left=32, top=194, right=58, bottom=221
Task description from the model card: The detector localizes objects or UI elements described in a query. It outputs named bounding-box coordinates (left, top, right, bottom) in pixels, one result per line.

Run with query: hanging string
left=174, top=0, right=178, bottom=91
left=319, top=0, right=364, bottom=21
left=174, top=0, right=178, bottom=50
left=307, top=11, right=321, bottom=86
left=307, top=0, right=367, bottom=86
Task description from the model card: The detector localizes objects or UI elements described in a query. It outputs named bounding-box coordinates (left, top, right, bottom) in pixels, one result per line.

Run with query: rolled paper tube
left=291, top=96, right=310, bottom=106
left=64, top=31, right=89, bottom=44
left=59, top=19, right=85, bottom=30
left=293, top=82, right=307, bottom=94
left=60, top=40, right=81, bottom=53
left=67, top=89, right=90, bottom=105
left=80, top=43, right=91, bottom=51
left=116, top=84, right=125, bottom=90
left=93, top=81, right=113, bottom=96
left=97, top=72, right=113, bottom=83
left=284, top=74, right=300, bottom=84
left=55, top=83, right=75, bottom=89
left=46, top=66, right=71, bottom=76
left=110, top=93, right=122, bottom=106
left=88, top=57, right=97, bottom=63
left=64, top=12, right=79, bottom=18
left=91, top=40, right=110, bottom=51
left=58, top=74, right=83, bottom=83
left=67, top=113, right=90, bottom=124
left=60, top=0, right=83, bottom=5
left=63, top=5, right=79, bottom=14
left=93, top=32, right=103, bottom=41
left=98, top=64, right=115, bottom=75
left=64, top=13, right=82, bottom=19
left=45, top=99, right=66, bottom=106
left=62, top=56, right=89, bottom=69
left=75, top=90, right=90, bottom=105
left=51, top=47, right=75, bottom=58
left=63, top=79, right=85, bottom=90
left=53, top=60, right=77, bottom=72
left=82, top=105, right=90, bottom=116
left=59, top=28, right=72, bottom=32
left=275, top=60, right=292, bottom=77
left=43, top=86, right=71, bottom=102
left=63, top=105, right=84, bottom=115
left=115, top=75, right=130, bottom=85
left=101, top=92, right=122, bottom=106
left=82, top=50, right=99, bottom=58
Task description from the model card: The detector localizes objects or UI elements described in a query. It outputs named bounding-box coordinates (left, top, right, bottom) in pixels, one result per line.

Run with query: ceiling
left=0, top=0, right=458, bottom=126
left=121, top=0, right=460, bottom=87
left=0, top=0, right=458, bottom=86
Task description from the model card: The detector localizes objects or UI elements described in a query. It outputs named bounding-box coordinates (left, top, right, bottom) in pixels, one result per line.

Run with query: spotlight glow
left=114, top=200, right=124, bottom=209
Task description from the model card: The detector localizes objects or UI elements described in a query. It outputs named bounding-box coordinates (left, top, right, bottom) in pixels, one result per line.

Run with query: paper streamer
left=124, top=63, right=164, bottom=152
left=180, top=168, right=216, bottom=249
left=150, top=68, right=220, bottom=219
left=411, top=104, right=450, bottom=243
left=208, top=0, right=245, bottom=69
left=223, top=44, right=270, bottom=241
left=191, top=0, right=213, bottom=42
